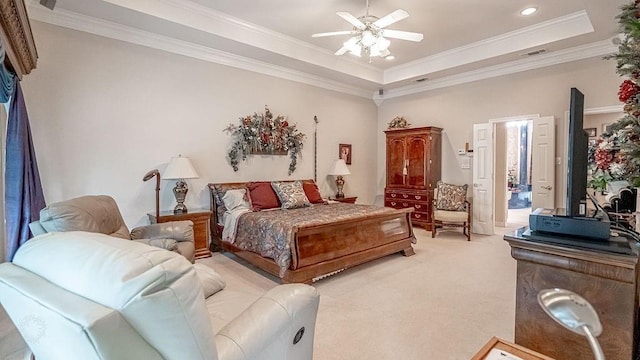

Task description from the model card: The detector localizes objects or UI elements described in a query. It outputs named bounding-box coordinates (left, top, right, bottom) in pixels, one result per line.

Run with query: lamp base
left=335, top=175, right=345, bottom=198
left=173, top=179, right=189, bottom=214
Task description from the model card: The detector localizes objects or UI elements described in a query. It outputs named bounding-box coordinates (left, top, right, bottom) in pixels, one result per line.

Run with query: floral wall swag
left=224, top=106, right=306, bottom=175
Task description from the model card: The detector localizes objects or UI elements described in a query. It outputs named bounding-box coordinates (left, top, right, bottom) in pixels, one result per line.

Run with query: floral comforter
left=228, top=203, right=396, bottom=277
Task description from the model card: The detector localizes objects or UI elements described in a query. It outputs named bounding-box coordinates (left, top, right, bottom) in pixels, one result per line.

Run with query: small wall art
left=339, top=144, right=352, bottom=165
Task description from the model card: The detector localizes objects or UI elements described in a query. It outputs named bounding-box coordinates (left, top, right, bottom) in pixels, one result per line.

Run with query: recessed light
left=385, top=55, right=395, bottom=60
left=520, top=7, right=537, bottom=16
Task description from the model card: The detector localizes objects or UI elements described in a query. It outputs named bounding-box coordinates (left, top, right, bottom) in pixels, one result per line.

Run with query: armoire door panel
left=406, top=136, right=427, bottom=189
left=387, top=138, right=407, bottom=187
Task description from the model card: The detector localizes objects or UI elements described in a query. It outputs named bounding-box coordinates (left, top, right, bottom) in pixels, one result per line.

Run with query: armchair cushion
left=194, top=263, right=226, bottom=298
left=131, top=238, right=178, bottom=251
left=435, top=182, right=469, bottom=211
left=38, top=195, right=130, bottom=239
left=130, top=221, right=194, bottom=242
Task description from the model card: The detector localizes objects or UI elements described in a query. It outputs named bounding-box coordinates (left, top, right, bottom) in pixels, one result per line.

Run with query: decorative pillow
left=222, top=188, right=251, bottom=211
left=193, top=263, right=226, bottom=298
left=247, top=181, right=281, bottom=211
left=213, top=183, right=247, bottom=223
left=303, top=182, right=324, bottom=204
left=271, top=180, right=311, bottom=209
left=436, top=181, right=468, bottom=211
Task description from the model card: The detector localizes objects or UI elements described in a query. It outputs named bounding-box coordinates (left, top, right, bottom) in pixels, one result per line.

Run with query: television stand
left=504, top=227, right=640, bottom=360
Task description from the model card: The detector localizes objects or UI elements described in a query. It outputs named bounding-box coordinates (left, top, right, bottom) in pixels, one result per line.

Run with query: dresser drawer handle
left=403, top=202, right=409, bottom=207
left=415, top=214, right=421, bottom=218
left=391, top=202, right=397, bottom=206
left=415, top=205, right=421, bottom=209
left=402, top=194, right=408, bottom=198
left=415, top=196, right=422, bottom=200
left=391, top=194, right=397, bottom=198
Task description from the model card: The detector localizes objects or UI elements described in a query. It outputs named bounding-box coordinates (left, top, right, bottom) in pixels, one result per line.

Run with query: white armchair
left=0, top=231, right=320, bottom=360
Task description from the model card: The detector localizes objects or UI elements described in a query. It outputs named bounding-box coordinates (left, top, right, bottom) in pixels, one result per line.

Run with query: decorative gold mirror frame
left=0, top=0, right=37, bottom=78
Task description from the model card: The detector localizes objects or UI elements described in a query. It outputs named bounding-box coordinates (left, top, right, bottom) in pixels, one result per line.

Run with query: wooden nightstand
left=329, top=196, right=357, bottom=204
left=148, top=209, right=212, bottom=259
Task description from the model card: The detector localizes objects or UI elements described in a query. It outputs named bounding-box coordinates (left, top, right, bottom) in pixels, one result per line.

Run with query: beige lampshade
left=162, top=155, right=199, bottom=180
left=328, top=159, right=351, bottom=176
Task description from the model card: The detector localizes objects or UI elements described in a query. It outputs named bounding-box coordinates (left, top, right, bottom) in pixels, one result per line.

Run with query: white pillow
left=222, top=188, right=250, bottom=211
left=193, top=263, right=226, bottom=298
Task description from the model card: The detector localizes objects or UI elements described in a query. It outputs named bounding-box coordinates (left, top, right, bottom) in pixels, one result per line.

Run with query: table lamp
left=328, top=159, right=350, bottom=198
left=162, top=155, right=199, bottom=213
left=538, top=288, right=605, bottom=360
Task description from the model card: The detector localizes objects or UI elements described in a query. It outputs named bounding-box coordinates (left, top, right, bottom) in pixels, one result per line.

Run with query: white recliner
left=0, top=231, right=320, bottom=360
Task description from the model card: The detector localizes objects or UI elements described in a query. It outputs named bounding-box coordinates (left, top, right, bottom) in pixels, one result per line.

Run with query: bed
left=208, top=180, right=416, bottom=284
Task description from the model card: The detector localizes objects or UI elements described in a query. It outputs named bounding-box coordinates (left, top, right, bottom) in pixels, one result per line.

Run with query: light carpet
left=0, top=209, right=529, bottom=359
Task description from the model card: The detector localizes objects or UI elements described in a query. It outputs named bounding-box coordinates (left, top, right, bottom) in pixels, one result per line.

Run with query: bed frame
left=208, top=181, right=416, bottom=284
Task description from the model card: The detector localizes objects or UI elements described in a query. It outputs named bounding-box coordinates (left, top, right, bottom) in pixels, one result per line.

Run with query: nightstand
left=148, top=209, right=212, bottom=259
left=329, top=196, right=357, bottom=204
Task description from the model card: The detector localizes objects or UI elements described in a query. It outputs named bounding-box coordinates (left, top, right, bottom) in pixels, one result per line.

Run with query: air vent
left=521, top=48, right=547, bottom=57
left=415, top=77, right=428, bottom=82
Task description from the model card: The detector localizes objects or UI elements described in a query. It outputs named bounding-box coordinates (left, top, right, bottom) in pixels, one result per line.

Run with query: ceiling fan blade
left=335, top=46, right=349, bottom=56
left=373, top=9, right=409, bottom=29
left=312, top=30, right=357, bottom=38
left=336, top=11, right=366, bottom=30
left=382, top=29, right=423, bottom=42
left=381, top=49, right=391, bottom=57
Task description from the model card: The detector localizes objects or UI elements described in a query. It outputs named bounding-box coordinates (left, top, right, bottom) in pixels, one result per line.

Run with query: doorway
left=506, top=120, right=533, bottom=224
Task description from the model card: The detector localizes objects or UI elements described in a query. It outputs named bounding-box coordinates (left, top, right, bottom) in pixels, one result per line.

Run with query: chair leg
left=431, top=221, right=436, bottom=238
left=466, top=222, right=470, bottom=241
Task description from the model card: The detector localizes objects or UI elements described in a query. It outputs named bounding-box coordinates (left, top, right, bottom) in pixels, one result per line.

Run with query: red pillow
left=303, top=182, right=324, bottom=204
left=247, top=182, right=280, bottom=211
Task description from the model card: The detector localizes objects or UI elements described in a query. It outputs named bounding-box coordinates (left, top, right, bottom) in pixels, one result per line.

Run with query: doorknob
left=541, top=185, right=552, bottom=190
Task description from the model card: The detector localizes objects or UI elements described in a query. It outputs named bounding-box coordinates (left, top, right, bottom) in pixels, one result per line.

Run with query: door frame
left=558, top=105, right=623, bottom=210
left=484, top=114, right=540, bottom=230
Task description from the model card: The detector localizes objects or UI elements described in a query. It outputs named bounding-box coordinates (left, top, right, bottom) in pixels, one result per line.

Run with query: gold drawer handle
left=415, top=196, right=421, bottom=200
left=402, top=194, right=408, bottom=198
left=391, top=202, right=397, bottom=206
left=403, top=202, right=408, bottom=207
left=415, top=205, right=421, bottom=209
left=391, top=194, right=397, bottom=198
left=415, top=214, right=421, bottom=218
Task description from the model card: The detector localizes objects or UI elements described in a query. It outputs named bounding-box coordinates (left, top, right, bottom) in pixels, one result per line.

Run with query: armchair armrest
left=215, top=284, right=320, bottom=360
left=130, top=220, right=194, bottom=243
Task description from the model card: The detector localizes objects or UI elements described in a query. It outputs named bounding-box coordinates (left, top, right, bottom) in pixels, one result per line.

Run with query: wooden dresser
left=384, top=127, right=442, bottom=230
left=504, top=228, right=640, bottom=360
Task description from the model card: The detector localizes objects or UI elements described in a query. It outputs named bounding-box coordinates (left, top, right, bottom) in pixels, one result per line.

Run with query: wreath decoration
left=224, top=106, right=305, bottom=175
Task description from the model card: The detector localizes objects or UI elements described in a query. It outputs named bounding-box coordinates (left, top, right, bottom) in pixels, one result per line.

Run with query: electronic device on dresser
left=527, top=88, right=616, bottom=246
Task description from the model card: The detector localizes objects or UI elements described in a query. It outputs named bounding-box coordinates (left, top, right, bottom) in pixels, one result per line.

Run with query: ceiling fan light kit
left=313, top=0, right=423, bottom=61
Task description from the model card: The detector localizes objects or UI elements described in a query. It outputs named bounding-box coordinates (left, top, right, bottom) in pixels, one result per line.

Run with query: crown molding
left=381, top=39, right=617, bottom=100
left=384, top=10, right=594, bottom=84
left=27, top=3, right=373, bottom=99
left=27, top=2, right=617, bottom=103
left=101, top=0, right=383, bottom=84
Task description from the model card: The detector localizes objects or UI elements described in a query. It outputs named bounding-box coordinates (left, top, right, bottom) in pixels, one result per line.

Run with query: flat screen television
left=566, top=87, right=588, bottom=217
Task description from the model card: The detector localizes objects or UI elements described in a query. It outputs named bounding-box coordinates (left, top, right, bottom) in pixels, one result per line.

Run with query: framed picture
left=585, top=127, right=597, bottom=137
left=339, top=144, right=352, bottom=165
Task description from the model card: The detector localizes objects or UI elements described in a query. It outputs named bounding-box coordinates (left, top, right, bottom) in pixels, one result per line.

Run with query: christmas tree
left=590, top=0, right=640, bottom=189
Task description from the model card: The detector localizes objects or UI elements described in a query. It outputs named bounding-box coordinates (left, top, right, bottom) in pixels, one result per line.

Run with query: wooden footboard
left=208, top=182, right=416, bottom=284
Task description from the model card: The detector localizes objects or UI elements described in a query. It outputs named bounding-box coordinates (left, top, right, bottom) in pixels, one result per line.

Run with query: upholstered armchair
left=29, top=195, right=196, bottom=262
left=0, top=232, right=320, bottom=360
left=431, top=182, right=472, bottom=241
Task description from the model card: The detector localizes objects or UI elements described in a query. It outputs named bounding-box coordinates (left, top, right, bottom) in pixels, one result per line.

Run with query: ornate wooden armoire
left=384, top=127, right=442, bottom=230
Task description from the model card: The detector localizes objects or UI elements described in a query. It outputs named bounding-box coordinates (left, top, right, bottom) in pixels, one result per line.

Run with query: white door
left=473, top=123, right=494, bottom=235
left=531, top=116, right=556, bottom=210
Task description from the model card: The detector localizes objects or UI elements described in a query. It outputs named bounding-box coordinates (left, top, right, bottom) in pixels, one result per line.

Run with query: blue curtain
left=5, top=78, right=46, bottom=261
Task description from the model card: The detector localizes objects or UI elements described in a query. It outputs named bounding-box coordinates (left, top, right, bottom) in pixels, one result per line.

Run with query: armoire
left=384, top=127, right=442, bottom=230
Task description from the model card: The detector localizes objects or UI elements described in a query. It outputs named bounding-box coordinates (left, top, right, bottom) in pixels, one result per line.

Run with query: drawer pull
left=402, top=194, right=408, bottom=198
left=403, top=202, right=409, bottom=207
left=415, top=196, right=422, bottom=200
left=391, top=194, right=397, bottom=198
left=415, top=205, right=421, bottom=209
left=391, top=202, right=397, bottom=206
left=415, top=214, right=421, bottom=218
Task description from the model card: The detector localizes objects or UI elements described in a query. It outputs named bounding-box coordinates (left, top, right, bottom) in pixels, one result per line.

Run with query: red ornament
left=619, top=79, right=640, bottom=103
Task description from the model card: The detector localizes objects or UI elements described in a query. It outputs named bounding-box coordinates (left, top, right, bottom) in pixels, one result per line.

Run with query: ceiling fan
left=312, top=0, right=423, bottom=59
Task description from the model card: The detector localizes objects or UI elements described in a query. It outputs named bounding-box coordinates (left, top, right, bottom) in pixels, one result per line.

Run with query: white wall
left=377, top=57, right=621, bottom=205
left=22, top=21, right=378, bottom=227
